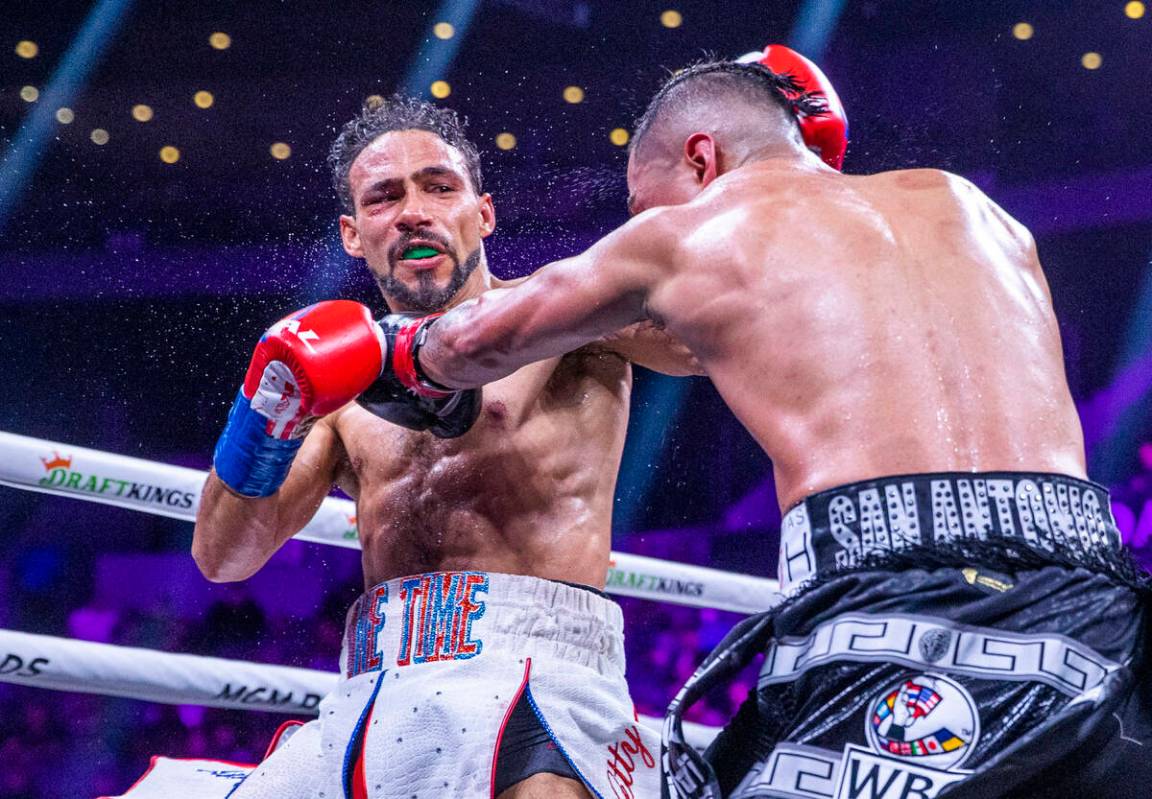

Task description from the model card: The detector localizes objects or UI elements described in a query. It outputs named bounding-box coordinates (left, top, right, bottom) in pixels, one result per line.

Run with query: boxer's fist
left=356, top=313, right=482, bottom=439
left=214, top=300, right=384, bottom=496
left=242, top=301, right=383, bottom=437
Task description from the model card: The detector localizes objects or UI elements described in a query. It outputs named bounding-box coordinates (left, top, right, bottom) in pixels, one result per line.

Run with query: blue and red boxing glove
left=213, top=303, right=482, bottom=497
left=213, top=300, right=384, bottom=496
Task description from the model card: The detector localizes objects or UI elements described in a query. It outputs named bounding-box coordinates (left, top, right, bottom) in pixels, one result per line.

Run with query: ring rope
left=0, top=430, right=782, bottom=614
left=0, top=628, right=721, bottom=751
left=0, top=628, right=334, bottom=712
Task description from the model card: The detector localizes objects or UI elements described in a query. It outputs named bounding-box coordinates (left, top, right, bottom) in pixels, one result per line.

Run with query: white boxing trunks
left=232, top=571, right=658, bottom=799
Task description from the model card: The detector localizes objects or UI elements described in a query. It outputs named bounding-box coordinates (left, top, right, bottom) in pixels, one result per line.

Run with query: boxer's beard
left=378, top=235, right=481, bottom=312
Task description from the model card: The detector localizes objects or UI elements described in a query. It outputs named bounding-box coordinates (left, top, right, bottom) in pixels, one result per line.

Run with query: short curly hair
left=328, top=94, right=483, bottom=214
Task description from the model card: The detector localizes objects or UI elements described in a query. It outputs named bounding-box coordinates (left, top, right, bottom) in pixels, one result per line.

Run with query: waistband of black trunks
left=777, top=471, right=1138, bottom=595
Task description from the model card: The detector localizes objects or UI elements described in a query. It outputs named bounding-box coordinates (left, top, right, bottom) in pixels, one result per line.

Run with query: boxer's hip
left=718, top=568, right=1143, bottom=795
left=664, top=473, right=1152, bottom=799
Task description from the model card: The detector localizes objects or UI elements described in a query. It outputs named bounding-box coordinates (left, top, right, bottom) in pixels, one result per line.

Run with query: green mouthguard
left=402, top=246, right=440, bottom=260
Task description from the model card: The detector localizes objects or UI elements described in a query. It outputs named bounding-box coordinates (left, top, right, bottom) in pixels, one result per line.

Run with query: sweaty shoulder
left=491, top=275, right=530, bottom=289
left=880, top=169, right=1026, bottom=226
left=614, top=203, right=687, bottom=260
left=870, top=168, right=1035, bottom=256
left=874, top=167, right=956, bottom=190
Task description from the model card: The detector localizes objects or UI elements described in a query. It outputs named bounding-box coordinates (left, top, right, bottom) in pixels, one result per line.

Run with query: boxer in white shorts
left=188, top=93, right=700, bottom=799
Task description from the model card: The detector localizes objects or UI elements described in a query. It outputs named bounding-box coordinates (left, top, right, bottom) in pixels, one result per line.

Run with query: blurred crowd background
left=2, top=0, right=1151, bottom=795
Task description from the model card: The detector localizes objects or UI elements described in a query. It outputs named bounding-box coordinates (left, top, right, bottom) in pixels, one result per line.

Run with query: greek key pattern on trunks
left=758, top=613, right=1119, bottom=697
left=728, top=742, right=970, bottom=799
left=778, top=472, right=1120, bottom=594
left=730, top=742, right=840, bottom=799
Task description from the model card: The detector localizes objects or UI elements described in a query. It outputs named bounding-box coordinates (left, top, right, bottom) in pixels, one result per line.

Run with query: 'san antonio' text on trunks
left=779, top=474, right=1119, bottom=591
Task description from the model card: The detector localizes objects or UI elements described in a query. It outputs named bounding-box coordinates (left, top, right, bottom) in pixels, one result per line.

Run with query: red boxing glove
left=214, top=300, right=384, bottom=496
left=241, top=299, right=384, bottom=439
left=741, top=44, right=848, bottom=171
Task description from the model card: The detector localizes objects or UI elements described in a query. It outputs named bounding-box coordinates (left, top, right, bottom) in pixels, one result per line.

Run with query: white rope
left=0, top=629, right=335, bottom=713
left=0, top=628, right=720, bottom=751
left=0, top=430, right=783, bottom=614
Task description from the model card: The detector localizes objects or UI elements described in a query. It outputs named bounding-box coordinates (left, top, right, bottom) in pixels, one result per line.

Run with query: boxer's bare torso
left=194, top=293, right=693, bottom=588
left=194, top=123, right=699, bottom=591
left=328, top=342, right=629, bottom=588
left=425, top=159, right=1086, bottom=510
left=646, top=162, right=1086, bottom=508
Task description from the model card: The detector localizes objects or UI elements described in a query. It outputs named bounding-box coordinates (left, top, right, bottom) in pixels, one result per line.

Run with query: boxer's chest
left=333, top=351, right=629, bottom=506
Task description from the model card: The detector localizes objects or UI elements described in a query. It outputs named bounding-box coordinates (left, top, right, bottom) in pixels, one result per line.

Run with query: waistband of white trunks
left=341, top=571, right=624, bottom=678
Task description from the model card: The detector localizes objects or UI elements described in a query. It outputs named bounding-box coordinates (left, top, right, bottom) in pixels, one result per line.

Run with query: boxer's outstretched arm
left=423, top=210, right=677, bottom=388
left=193, top=415, right=343, bottom=582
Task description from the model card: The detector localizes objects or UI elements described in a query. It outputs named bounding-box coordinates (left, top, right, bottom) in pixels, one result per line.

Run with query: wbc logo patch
left=865, top=673, right=979, bottom=771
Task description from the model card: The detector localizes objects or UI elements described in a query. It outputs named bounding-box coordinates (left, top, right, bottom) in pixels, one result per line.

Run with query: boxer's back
left=651, top=163, right=1086, bottom=509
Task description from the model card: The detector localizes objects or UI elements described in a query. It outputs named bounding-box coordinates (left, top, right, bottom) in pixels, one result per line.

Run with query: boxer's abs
left=352, top=469, right=611, bottom=589
left=333, top=352, right=630, bottom=589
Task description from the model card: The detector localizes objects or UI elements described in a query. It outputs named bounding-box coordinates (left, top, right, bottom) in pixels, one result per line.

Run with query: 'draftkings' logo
left=38, top=449, right=195, bottom=510
left=605, top=558, right=704, bottom=598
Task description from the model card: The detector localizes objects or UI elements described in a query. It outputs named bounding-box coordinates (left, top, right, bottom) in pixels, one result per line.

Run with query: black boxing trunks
left=663, top=472, right=1152, bottom=799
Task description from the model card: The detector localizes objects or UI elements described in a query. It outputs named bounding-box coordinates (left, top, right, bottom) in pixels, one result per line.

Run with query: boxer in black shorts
left=374, top=44, right=1152, bottom=797
left=666, top=472, right=1151, bottom=798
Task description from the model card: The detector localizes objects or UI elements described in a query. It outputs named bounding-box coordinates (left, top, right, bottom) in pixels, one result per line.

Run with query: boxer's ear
left=683, top=133, right=718, bottom=188
left=339, top=214, right=364, bottom=258
left=477, top=193, right=496, bottom=238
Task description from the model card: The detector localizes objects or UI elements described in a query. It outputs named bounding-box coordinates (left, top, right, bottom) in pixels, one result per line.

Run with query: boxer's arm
left=421, top=210, right=678, bottom=388
left=193, top=414, right=344, bottom=582
left=598, top=321, right=705, bottom=376
left=489, top=271, right=702, bottom=375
